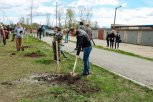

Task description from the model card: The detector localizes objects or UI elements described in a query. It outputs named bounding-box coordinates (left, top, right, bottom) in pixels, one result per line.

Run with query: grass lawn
left=0, top=35, right=153, bottom=102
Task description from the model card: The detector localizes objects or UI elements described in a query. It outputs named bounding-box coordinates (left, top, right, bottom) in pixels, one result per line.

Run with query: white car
left=45, top=29, right=55, bottom=36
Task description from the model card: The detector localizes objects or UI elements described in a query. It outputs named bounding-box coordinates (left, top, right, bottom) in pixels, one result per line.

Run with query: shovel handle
left=72, top=56, right=78, bottom=73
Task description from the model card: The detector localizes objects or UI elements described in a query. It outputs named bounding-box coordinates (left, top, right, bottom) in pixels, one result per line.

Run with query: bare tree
left=78, top=6, right=93, bottom=24
left=26, top=18, right=30, bottom=25
left=27, top=0, right=34, bottom=33
left=46, top=13, right=51, bottom=26
left=78, top=6, right=86, bottom=21
left=57, top=7, right=64, bottom=27
left=93, top=21, right=99, bottom=29
left=66, top=8, right=75, bottom=29
left=85, top=6, right=93, bottom=23
left=19, top=17, right=25, bottom=24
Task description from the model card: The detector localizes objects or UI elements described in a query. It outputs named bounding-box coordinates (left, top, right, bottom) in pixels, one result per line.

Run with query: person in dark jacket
left=37, top=27, right=42, bottom=39
left=52, top=27, right=63, bottom=61
left=106, top=32, right=110, bottom=47
left=70, top=28, right=92, bottom=76
left=110, top=30, right=115, bottom=49
left=75, top=21, right=86, bottom=50
left=115, top=32, right=121, bottom=49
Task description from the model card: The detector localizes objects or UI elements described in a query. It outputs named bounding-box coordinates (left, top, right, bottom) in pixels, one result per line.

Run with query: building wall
left=127, top=31, right=138, bottom=44
left=91, top=28, right=153, bottom=46
left=118, top=31, right=124, bottom=43
left=98, top=29, right=104, bottom=40
left=103, top=29, right=112, bottom=40
left=141, top=31, right=153, bottom=46
left=92, top=30, right=98, bottom=39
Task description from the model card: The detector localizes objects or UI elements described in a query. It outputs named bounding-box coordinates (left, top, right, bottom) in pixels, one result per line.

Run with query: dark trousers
left=106, top=40, right=109, bottom=47
left=3, top=38, right=6, bottom=46
left=83, top=46, right=92, bottom=75
left=39, top=32, right=41, bottom=39
left=110, top=41, right=114, bottom=49
left=61, top=50, right=67, bottom=58
left=12, top=34, right=15, bottom=41
left=115, top=41, right=120, bottom=49
left=64, top=34, right=69, bottom=43
left=75, top=36, right=79, bottom=49
left=52, top=41, right=60, bottom=60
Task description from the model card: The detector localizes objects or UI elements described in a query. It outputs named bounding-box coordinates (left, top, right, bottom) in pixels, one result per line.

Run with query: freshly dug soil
left=23, top=46, right=33, bottom=48
left=24, top=52, right=46, bottom=58
left=1, top=73, right=100, bottom=95
left=34, top=73, right=80, bottom=84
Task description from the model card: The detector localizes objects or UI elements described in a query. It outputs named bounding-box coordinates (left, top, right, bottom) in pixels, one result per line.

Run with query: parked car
left=45, top=29, right=55, bottom=36
left=40, top=25, right=55, bottom=36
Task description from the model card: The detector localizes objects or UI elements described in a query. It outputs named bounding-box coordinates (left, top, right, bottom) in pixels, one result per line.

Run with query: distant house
left=91, top=24, right=153, bottom=46
left=111, top=24, right=153, bottom=46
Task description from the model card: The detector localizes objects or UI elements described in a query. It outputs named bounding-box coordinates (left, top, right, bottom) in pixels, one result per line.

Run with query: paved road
left=41, top=36, right=153, bottom=88
left=68, top=36, right=153, bottom=59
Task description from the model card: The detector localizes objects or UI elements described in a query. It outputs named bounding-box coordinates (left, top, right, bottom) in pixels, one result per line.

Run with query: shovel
left=54, top=41, right=60, bottom=75
left=67, top=56, right=79, bottom=83
left=72, top=56, right=78, bottom=74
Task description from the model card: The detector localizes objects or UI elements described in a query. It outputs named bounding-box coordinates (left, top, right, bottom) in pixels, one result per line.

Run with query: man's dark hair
left=80, top=21, right=84, bottom=25
left=57, top=27, right=61, bottom=31
left=70, top=28, right=75, bottom=32
left=20, top=31, right=23, bottom=34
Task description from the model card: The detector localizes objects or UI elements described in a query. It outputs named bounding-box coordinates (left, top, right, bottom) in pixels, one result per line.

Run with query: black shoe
left=54, top=59, right=61, bottom=62
left=82, top=73, right=89, bottom=76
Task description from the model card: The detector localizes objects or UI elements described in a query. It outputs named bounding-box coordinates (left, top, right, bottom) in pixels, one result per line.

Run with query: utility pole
left=113, top=6, right=122, bottom=29
left=30, top=0, right=33, bottom=33
left=56, top=1, right=57, bottom=26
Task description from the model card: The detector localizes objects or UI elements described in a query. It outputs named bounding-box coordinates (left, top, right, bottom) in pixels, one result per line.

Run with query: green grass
left=95, top=45, right=153, bottom=61
left=0, top=35, right=153, bottom=102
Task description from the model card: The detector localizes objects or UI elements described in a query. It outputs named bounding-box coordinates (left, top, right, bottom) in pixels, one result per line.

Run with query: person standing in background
left=75, top=21, right=86, bottom=50
left=14, top=23, right=23, bottom=51
left=115, top=31, right=121, bottom=49
left=110, top=30, right=115, bottom=49
left=64, top=28, right=70, bottom=43
left=85, top=23, right=92, bottom=40
left=106, top=32, right=110, bottom=47
left=11, top=24, right=16, bottom=41
left=52, top=27, right=63, bottom=61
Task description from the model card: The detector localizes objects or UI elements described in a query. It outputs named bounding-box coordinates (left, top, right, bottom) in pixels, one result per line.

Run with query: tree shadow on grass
left=35, top=59, right=56, bottom=64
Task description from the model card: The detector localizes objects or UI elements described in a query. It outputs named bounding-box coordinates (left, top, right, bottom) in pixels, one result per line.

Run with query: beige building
left=91, top=24, right=153, bottom=46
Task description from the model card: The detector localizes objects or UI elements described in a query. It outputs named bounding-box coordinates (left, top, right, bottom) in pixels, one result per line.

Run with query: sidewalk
left=41, top=36, right=153, bottom=89
left=68, top=36, right=153, bottom=59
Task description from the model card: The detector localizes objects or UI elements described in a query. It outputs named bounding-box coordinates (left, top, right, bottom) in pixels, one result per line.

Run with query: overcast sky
left=0, top=0, right=153, bottom=27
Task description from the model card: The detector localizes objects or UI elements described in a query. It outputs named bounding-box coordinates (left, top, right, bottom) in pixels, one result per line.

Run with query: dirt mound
left=1, top=73, right=100, bottom=95
left=33, top=73, right=100, bottom=94
left=1, top=81, right=14, bottom=85
left=11, top=53, right=16, bottom=55
left=34, top=73, right=81, bottom=84
left=23, top=46, right=33, bottom=48
left=24, top=52, right=46, bottom=58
